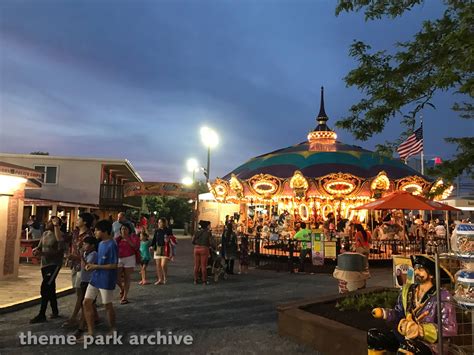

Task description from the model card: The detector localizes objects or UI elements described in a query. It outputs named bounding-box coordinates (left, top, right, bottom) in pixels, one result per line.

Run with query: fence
left=212, top=233, right=449, bottom=273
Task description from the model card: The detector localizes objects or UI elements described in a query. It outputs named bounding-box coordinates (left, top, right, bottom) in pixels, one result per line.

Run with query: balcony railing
left=99, top=184, right=123, bottom=207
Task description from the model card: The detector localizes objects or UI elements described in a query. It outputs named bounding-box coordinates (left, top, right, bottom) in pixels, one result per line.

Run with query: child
left=82, top=220, right=118, bottom=338
left=169, top=234, right=177, bottom=261
left=74, top=236, right=98, bottom=339
left=139, top=231, right=151, bottom=285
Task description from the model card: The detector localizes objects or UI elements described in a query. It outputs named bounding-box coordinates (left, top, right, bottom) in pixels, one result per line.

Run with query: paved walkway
left=0, top=264, right=72, bottom=310
left=0, top=236, right=393, bottom=354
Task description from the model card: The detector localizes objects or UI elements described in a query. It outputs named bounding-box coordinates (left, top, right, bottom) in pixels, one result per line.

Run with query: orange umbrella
left=354, top=190, right=460, bottom=211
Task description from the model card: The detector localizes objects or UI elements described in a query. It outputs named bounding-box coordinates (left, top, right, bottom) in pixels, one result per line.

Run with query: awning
left=442, top=197, right=474, bottom=211
left=24, top=198, right=98, bottom=209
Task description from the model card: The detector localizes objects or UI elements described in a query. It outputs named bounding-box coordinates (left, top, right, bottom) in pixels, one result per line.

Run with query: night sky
left=1, top=0, right=472, bottom=182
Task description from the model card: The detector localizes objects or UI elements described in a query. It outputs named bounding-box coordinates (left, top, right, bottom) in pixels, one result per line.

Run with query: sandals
left=120, top=299, right=130, bottom=305
left=154, top=280, right=163, bottom=285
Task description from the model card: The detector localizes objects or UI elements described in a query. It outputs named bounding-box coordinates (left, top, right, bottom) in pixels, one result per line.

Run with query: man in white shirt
left=111, top=212, right=135, bottom=237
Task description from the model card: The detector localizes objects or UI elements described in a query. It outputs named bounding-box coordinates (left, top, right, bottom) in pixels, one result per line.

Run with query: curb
left=0, top=287, right=75, bottom=315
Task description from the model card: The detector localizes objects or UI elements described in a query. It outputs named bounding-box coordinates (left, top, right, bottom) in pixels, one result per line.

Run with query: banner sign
left=392, top=256, right=414, bottom=288
left=311, top=230, right=324, bottom=266
left=123, top=182, right=196, bottom=198
left=324, top=241, right=337, bottom=259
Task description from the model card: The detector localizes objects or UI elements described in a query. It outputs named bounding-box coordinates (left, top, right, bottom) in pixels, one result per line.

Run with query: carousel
left=209, top=87, right=452, bottom=230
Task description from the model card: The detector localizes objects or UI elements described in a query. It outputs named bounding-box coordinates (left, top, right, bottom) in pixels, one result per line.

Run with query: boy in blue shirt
left=83, top=220, right=118, bottom=337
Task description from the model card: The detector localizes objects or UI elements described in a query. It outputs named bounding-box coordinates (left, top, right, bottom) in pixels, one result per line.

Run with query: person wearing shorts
left=139, top=231, right=151, bottom=285
left=63, top=212, right=94, bottom=328
left=83, top=220, right=118, bottom=337
left=115, top=223, right=140, bottom=304
left=151, top=218, right=173, bottom=285
left=74, top=236, right=98, bottom=338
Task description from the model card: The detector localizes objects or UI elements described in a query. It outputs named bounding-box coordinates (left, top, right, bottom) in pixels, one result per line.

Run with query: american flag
left=397, top=124, right=423, bottom=161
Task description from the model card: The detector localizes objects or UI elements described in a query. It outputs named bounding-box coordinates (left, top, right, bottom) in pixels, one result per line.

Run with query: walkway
left=0, top=236, right=393, bottom=354
left=0, top=264, right=72, bottom=311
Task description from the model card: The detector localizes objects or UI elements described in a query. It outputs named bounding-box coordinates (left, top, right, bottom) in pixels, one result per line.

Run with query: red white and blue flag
left=397, top=124, right=423, bottom=161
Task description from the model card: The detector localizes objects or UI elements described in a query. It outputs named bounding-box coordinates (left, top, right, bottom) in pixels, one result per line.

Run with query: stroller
left=208, top=247, right=228, bottom=283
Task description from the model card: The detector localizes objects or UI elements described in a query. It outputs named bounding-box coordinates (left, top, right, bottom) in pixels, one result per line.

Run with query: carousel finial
left=308, top=85, right=337, bottom=150
left=317, top=86, right=328, bottom=121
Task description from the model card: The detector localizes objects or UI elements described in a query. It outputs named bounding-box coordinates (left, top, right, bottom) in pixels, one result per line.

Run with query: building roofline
left=0, top=153, right=143, bottom=182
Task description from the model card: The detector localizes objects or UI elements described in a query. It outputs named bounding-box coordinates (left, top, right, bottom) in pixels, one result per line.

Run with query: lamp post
left=200, top=127, right=219, bottom=183
left=184, top=158, right=203, bottom=236
left=186, top=158, right=199, bottom=184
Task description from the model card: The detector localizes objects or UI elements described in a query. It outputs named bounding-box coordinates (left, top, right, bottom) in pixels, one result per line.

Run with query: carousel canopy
left=222, top=140, right=423, bottom=181
left=212, top=87, right=445, bottom=204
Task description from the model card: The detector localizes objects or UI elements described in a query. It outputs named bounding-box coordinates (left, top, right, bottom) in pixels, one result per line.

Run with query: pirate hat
left=410, top=254, right=454, bottom=284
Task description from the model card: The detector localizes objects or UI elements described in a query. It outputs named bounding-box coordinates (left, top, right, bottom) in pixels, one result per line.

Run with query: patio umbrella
left=354, top=190, right=460, bottom=251
left=353, top=190, right=460, bottom=211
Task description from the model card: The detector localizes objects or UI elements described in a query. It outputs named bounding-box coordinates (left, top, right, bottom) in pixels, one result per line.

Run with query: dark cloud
left=1, top=0, right=471, bottom=181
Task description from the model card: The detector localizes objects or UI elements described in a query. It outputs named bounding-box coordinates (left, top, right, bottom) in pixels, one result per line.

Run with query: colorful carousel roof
left=223, top=140, right=423, bottom=181
left=212, top=87, right=441, bottom=203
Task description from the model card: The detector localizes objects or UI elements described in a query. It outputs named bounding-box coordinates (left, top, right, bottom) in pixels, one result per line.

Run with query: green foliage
left=29, top=151, right=50, bottom=155
left=336, top=0, right=424, bottom=20
left=196, top=180, right=210, bottom=194
left=144, top=196, right=170, bottom=217
left=335, top=0, right=474, bottom=180
left=143, top=196, right=192, bottom=228
left=336, top=290, right=399, bottom=312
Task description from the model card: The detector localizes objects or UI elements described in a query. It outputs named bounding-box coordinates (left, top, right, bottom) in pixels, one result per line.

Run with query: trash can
left=333, top=252, right=370, bottom=293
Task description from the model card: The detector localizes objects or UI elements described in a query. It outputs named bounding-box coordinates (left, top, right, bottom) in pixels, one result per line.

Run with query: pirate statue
left=368, top=255, right=457, bottom=355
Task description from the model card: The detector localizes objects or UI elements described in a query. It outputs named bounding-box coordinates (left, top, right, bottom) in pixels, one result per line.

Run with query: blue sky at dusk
left=1, top=0, right=472, bottom=182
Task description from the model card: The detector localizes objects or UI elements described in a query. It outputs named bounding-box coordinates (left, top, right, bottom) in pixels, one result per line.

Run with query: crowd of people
left=27, top=212, right=180, bottom=341
left=26, top=210, right=252, bottom=341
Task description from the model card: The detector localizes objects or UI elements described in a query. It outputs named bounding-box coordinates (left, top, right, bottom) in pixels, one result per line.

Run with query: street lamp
left=186, top=158, right=199, bottom=183
left=200, top=126, right=219, bottom=183
left=181, top=177, right=193, bottom=186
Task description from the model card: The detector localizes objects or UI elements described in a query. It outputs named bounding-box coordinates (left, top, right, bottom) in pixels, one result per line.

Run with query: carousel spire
left=314, top=86, right=332, bottom=132
left=317, top=86, right=328, bottom=121
left=308, top=85, right=337, bottom=150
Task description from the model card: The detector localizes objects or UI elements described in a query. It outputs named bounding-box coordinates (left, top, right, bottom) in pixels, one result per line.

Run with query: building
left=0, top=153, right=143, bottom=229
left=0, top=162, right=42, bottom=279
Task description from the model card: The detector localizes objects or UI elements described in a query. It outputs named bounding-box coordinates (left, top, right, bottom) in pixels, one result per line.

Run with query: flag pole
left=420, top=114, right=424, bottom=175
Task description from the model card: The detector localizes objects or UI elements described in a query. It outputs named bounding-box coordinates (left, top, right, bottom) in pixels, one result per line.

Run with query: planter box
left=277, top=287, right=387, bottom=355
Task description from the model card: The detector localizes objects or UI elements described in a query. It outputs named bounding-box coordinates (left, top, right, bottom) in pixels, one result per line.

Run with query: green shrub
left=336, top=290, right=399, bottom=312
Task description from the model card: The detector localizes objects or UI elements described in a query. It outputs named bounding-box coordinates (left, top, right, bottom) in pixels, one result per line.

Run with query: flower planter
left=277, top=287, right=389, bottom=354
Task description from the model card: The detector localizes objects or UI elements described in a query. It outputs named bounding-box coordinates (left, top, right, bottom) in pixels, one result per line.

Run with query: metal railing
left=212, top=233, right=449, bottom=272
left=99, top=184, right=123, bottom=207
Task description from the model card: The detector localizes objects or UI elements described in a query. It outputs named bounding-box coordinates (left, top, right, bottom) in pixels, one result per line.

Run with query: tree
left=335, top=0, right=473, bottom=181
left=143, top=196, right=170, bottom=217
left=30, top=151, right=49, bottom=155
left=143, top=196, right=192, bottom=228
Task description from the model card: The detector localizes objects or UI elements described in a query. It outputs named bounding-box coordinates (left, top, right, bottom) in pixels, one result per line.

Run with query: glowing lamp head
left=181, top=177, right=193, bottom=186
left=200, top=127, right=219, bottom=148
left=186, top=158, right=199, bottom=173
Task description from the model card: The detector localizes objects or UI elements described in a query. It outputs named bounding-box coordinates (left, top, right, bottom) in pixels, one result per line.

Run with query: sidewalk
left=0, top=231, right=190, bottom=313
left=0, top=264, right=73, bottom=313
left=0, top=239, right=394, bottom=354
